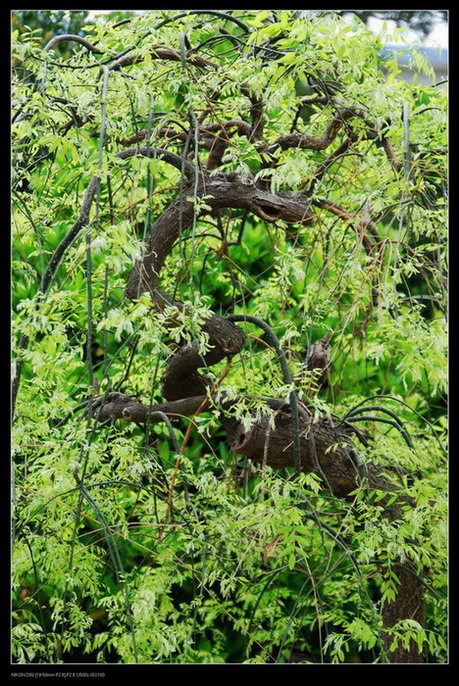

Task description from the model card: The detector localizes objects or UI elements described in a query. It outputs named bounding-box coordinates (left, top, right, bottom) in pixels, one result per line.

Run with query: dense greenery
left=12, top=10, right=447, bottom=664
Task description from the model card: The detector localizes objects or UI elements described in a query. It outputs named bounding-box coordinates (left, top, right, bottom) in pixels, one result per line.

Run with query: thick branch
left=271, top=108, right=355, bottom=152
left=92, top=392, right=405, bottom=506
left=125, top=172, right=313, bottom=300
left=92, top=383, right=423, bottom=664
left=93, top=392, right=294, bottom=422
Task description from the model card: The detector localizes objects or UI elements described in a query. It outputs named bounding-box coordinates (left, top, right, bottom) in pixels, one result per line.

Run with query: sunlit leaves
left=12, top=9, right=447, bottom=665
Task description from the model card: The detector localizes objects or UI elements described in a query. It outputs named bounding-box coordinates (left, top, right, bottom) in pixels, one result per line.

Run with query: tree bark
left=95, top=163, right=425, bottom=663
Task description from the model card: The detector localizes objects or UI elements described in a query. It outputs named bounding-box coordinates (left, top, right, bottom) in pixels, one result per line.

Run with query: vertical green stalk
left=227, top=314, right=302, bottom=477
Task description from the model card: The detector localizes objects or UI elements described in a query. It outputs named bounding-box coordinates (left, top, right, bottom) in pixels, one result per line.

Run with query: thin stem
left=227, top=314, right=302, bottom=477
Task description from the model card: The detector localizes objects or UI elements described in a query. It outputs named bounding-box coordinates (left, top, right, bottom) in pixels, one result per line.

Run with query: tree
left=12, top=10, right=447, bottom=665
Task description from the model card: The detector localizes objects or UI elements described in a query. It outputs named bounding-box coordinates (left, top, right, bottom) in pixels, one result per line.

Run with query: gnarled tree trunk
left=92, top=165, right=425, bottom=662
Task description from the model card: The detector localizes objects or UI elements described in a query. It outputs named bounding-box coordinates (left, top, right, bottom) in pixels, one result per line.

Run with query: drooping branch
left=312, top=196, right=379, bottom=251
left=13, top=142, right=198, bottom=416
left=91, top=392, right=407, bottom=504
left=153, top=10, right=251, bottom=34
left=91, top=390, right=360, bottom=495
left=115, top=173, right=359, bottom=484
left=112, top=150, right=425, bottom=661
left=37, top=145, right=193, bottom=301
left=314, top=196, right=386, bottom=313
left=309, top=134, right=360, bottom=190
left=13, top=174, right=101, bottom=417
left=228, top=314, right=303, bottom=476
left=12, top=9, right=440, bottom=665
left=118, top=163, right=317, bottom=424
left=44, top=34, right=105, bottom=54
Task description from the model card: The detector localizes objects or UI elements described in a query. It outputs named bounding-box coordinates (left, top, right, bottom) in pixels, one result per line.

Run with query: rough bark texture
left=380, top=566, right=425, bottom=662
left=94, top=390, right=423, bottom=663
left=125, top=172, right=314, bottom=300
left=88, top=109, right=421, bottom=663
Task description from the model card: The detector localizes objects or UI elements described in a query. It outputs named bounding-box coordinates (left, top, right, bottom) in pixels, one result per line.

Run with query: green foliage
left=12, top=10, right=447, bottom=664
left=12, top=10, right=93, bottom=57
